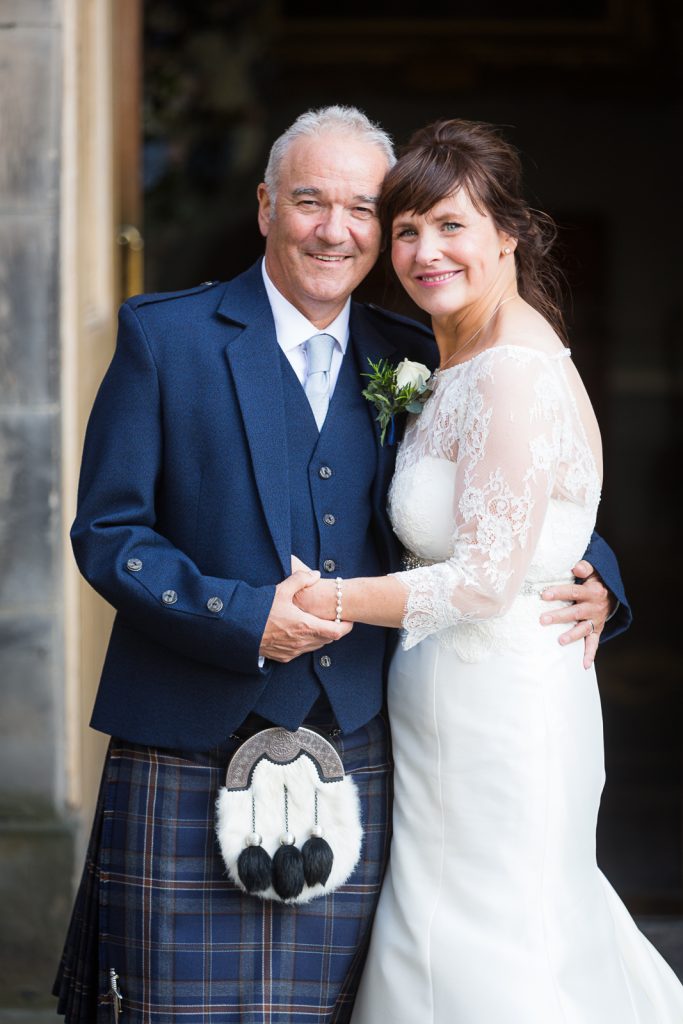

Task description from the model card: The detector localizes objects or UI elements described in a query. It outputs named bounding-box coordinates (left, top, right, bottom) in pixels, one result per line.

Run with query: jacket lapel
left=350, top=304, right=403, bottom=570
left=218, top=263, right=292, bottom=577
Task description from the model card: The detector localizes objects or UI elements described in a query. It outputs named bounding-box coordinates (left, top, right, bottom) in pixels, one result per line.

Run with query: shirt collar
left=261, top=260, right=350, bottom=354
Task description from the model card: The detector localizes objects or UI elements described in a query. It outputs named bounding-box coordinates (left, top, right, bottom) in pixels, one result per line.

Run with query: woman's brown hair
left=379, top=119, right=567, bottom=342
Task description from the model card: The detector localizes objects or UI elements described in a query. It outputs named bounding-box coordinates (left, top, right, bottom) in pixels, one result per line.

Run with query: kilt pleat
left=53, top=751, right=110, bottom=1022
left=54, top=716, right=391, bottom=1024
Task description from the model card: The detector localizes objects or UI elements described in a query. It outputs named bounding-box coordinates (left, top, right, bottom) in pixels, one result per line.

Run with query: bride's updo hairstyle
left=379, top=119, right=567, bottom=342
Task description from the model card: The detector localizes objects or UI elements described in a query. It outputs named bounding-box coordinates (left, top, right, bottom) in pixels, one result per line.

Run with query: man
left=55, top=106, right=629, bottom=1023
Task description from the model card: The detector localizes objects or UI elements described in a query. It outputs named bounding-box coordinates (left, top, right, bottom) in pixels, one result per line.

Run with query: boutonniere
left=362, top=358, right=432, bottom=445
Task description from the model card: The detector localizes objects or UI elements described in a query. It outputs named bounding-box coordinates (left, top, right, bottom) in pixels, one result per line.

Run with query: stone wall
left=0, top=1, right=74, bottom=1017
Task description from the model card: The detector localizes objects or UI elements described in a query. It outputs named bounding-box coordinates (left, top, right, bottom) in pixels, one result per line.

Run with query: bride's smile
left=390, top=190, right=516, bottom=333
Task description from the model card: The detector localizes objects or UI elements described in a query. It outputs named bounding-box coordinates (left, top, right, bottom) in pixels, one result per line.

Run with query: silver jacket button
left=162, top=589, right=178, bottom=605
left=126, top=558, right=142, bottom=572
left=319, top=655, right=332, bottom=668
left=207, top=596, right=223, bottom=613
left=323, top=559, right=336, bottom=573
left=323, top=513, right=336, bottom=526
left=319, top=466, right=332, bottom=479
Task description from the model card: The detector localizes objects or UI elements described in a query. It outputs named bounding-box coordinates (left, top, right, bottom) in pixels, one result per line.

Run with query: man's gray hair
left=263, top=105, right=395, bottom=201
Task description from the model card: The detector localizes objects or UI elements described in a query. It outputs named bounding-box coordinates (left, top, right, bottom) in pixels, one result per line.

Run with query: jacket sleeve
left=582, top=530, right=632, bottom=643
left=70, top=302, right=276, bottom=675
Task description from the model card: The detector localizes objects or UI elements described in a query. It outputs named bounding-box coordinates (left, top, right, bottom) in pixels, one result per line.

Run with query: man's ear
left=257, top=183, right=272, bottom=238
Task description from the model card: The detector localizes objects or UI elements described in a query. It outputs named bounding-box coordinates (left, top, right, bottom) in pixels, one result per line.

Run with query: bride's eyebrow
left=434, top=209, right=466, bottom=222
left=392, top=215, right=417, bottom=229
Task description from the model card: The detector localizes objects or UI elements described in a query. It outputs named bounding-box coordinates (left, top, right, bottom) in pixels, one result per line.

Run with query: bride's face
left=390, top=189, right=514, bottom=319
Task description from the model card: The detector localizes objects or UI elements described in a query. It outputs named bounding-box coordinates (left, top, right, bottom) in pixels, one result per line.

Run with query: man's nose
left=315, top=207, right=349, bottom=246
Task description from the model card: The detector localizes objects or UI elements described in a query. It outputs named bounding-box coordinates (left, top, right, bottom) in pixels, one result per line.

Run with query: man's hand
left=259, top=570, right=352, bottom=663
left=540, top=559, right=616, bottom=670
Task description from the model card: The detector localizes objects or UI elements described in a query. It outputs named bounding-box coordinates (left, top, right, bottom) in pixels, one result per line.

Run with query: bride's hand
left=291, top=555, right=343, bottom=622
left=294, top=576, right=339, bottom=621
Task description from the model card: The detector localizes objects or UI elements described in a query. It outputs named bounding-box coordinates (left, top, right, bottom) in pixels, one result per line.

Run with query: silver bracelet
left=335, top=577, right=343, bottom=623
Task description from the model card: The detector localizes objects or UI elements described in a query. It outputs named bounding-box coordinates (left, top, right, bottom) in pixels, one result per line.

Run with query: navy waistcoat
left=253, top=341, right=385, bottom=729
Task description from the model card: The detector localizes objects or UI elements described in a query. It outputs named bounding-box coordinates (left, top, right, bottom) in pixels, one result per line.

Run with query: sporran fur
left=216, top=727, right=362, bottom=904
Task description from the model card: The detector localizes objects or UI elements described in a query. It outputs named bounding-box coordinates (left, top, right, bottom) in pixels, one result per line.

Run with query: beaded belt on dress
left=400, top=550, right=572, bottom=596
left=401, top=550, right=437, bottom=571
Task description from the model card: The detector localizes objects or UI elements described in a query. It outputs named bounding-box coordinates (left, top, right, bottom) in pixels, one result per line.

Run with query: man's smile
left=307, top=253, right=353, bottom=263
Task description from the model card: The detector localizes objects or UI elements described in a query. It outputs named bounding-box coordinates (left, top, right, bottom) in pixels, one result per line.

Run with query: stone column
left=0, top=1, right=74, bottom=1017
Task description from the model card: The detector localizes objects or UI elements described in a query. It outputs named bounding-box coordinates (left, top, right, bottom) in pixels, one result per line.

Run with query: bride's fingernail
left=540, top=613, right=552, bottom=624
left=542, top=589, right=554, bottom=600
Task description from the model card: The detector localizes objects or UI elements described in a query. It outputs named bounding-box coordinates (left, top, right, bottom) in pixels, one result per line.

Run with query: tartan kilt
left=53, top=714, right=392, bottom=1023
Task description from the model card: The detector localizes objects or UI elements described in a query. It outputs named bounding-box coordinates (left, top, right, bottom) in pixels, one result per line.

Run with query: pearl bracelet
left=335, top=577, right=343, bottom=623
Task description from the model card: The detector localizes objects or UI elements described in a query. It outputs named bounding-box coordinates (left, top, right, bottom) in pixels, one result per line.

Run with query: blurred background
left=0, top=0, right=681, bottom=1018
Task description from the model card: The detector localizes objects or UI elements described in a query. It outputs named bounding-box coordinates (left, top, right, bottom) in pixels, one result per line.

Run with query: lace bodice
left=388, top=344, right=602, bottom=657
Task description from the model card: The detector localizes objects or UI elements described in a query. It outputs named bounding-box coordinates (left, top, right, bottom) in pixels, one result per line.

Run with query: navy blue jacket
left=72, top=260, right=631, bottom=750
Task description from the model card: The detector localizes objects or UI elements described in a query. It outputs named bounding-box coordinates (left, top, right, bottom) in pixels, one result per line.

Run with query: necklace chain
left=434, top=295, right=515, bottom=376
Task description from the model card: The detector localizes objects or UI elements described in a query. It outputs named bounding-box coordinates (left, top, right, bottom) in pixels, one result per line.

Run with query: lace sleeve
left=394, top=348, right=567, bottom=649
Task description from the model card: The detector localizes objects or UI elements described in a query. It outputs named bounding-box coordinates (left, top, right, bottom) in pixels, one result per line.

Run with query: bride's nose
left=413, top=232, right=442, bottom=265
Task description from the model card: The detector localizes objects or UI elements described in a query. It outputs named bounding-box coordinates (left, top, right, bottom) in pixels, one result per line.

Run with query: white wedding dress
left=351, top=344, right=683, bottom=1024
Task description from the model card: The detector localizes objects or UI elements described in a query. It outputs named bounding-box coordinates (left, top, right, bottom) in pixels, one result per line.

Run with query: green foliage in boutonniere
left=362, top=357, right=432, bottom=445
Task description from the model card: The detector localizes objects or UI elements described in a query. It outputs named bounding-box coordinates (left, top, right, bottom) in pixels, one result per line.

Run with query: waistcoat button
left=207, top=596, right=224, bottom=613
left=323, top=559, right=336, bottom=573
left=323, top=513, right=336, bottom=526
left=162, top=589, right=178, bottom=605
left=319, top=466, right=332, bottom=479
left=126, top=558, right=142, bottom=572
left=319, top=655, right=332, bottom=668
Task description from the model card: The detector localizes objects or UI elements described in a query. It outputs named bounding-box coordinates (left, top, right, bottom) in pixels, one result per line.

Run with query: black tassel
left=301, top=835, right=334, bottom=887
left=237, top=844, right=272, bottom=894
left=271, top=844, right=305, bottom=900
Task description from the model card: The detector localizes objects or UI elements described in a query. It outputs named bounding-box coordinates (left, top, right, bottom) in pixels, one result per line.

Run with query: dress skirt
left=54, top=715, right=391, bottom=1024
left=351, top=620, right=683, bottom=1024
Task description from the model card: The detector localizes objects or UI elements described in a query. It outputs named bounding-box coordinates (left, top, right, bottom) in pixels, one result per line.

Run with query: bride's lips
left=415, top=269, right=463, bottom=286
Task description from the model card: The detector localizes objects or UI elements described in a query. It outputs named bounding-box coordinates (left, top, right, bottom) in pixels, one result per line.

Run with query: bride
left=296, top=119, right=683, bottom=1022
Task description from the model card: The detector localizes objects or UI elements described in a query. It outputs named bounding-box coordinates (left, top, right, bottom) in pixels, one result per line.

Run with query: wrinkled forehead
left=280, top=132, right=390, bottom=190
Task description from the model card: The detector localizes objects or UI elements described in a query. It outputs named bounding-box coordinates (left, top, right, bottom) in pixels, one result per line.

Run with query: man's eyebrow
left=289, top=186, right=379, bottom=205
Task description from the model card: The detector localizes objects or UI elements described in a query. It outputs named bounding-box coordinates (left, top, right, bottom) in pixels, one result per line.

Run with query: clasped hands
left=259, top=556, right=614, bottom=668
left=257, top=559, right=352, bottom=663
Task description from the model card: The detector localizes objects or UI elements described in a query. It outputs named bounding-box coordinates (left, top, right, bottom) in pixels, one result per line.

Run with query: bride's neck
left=433, top=289, right=517, bottom=366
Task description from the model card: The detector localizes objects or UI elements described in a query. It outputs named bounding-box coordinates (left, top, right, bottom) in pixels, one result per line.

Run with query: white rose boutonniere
left=362, top=357, right=432, bottom=445
left=395, top=358, right=431, bottom=392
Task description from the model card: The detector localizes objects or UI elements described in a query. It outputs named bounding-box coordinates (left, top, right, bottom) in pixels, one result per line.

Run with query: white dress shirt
left=261, top=261, right=350, bottom=398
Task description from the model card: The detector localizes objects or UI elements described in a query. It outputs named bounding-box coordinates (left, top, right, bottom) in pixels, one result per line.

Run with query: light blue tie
left=304, top=333, right=336, bottom=430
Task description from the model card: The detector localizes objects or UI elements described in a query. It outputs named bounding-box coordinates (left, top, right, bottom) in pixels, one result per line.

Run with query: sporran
left=216, top=726, right=362, bottom=904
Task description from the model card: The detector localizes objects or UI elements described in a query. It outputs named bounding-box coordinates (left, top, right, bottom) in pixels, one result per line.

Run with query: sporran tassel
left=272, top=843, right=305, bottom=899
left=237, top=843, right=272, bottom=893
left=236, top=795, right=273, bottom=894
left=302, top=790, right=334, bottom=886
left=302, top=835, right=334, bottom=886
left=271, top=784, right=305, bottom=899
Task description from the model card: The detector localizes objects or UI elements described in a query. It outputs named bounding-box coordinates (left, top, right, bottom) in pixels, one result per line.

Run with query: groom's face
left=257, top=132, right=389, bottom=329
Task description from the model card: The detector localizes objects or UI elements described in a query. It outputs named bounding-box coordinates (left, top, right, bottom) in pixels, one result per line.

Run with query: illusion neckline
left=434, top=342, right=571, bottom=376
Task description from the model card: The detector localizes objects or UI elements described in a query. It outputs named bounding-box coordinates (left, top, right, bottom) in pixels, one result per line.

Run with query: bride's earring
left=502, top=246, right=511, bottom=255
